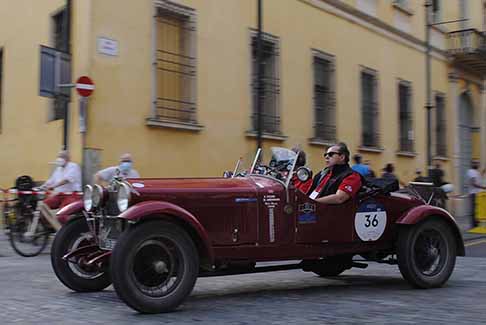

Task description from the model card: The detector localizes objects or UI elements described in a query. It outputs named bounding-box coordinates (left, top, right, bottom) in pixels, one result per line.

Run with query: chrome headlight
left=296, top=167, right=312, bottom=182
left=83, top=185, right=93, bottom=212
left=117, top=183, right=131, bottom=212
left=92, top=184, right=104, bottom=208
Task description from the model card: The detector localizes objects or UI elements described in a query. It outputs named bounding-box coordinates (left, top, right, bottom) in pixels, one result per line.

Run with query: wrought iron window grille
left=435, top=94, right=447, bottom=157
left=361, top=69, right=380, bottom=148
left=154, top=4, right=197, bottom=125
left=312, top=52, right=336, bottom=143
left=398, top=81, right=414, bottom=153
left=250, top=32, right=281, bottom=135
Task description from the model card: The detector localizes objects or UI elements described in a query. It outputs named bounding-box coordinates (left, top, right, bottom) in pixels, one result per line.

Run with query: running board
left=200, top=263, right=303, bottom=277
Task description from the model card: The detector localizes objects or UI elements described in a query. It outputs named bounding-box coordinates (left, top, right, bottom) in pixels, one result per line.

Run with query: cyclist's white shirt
left=97, top=166, right=140, bottom=182
left=45, top=162, right=82, bottom=193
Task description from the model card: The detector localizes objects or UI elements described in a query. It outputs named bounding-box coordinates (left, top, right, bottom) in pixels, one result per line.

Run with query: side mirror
left=296, top=167, right=312, bottom=182
left=223, top=171, right=233, bottom=178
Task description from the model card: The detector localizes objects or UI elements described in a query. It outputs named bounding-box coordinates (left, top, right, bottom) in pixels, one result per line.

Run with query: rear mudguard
left=55, top=200, right=84, bottom=224
left=396, top=205, right=465, bottom=256
left=119, top=201, right=215, bottom=264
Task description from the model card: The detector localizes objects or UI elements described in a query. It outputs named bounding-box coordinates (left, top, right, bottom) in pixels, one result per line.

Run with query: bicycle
left=1, top=175, right=83, bottom=257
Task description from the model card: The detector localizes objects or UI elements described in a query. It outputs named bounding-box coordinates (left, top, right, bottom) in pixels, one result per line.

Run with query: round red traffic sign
left=75, top=76, right=95, bottom=97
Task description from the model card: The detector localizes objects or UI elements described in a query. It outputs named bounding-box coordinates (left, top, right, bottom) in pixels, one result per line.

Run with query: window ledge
left=358, top=146, right=384, bottom=153
left=245, top=131, right=287, bottom=141
left=396, top=151, right=417, bottom=157
left=432, top=24, right=448, bottom=34
left=433, top=156, right=449, bottom=161
left=392, top=3, right=414, bottom=16
left=146, top=118, right=204, bottom=132
left=308, top=138, right=335, bottom=147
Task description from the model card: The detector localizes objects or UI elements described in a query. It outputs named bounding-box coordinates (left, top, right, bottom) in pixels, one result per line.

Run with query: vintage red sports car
left=51, top=147, right=465, bottom=314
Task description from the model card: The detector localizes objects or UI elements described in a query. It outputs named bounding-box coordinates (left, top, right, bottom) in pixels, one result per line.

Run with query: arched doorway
left=458, top=92, right=474, bottom=193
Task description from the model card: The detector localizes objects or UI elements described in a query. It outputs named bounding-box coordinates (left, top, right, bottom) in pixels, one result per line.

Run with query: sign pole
left=80, top=96, right=87, bottom=185
left=74, top=76, right=95, bottom=185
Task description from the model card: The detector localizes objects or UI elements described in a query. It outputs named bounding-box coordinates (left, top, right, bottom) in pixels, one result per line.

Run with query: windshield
left=249, top=147, right=298, bottom=185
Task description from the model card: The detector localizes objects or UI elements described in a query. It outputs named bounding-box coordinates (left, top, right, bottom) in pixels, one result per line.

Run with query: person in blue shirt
left=351, top=154, right=370, bottom=177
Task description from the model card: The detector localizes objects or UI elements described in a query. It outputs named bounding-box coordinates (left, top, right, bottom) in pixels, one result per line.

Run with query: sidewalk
left=0, top=232, right=12, bottom=257
left=456, top=215, right=486, bottom=242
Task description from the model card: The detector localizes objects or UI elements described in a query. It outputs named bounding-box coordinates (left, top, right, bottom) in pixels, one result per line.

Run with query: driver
left=307, top=142, right=362, bottom=204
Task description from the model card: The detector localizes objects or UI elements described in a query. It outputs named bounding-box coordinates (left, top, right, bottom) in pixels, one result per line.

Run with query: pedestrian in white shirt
left=94, top=153, right=140, bottom=185
left=466, top=160, right=486, bottom=227
left=38, top=150, right=82, bottom=230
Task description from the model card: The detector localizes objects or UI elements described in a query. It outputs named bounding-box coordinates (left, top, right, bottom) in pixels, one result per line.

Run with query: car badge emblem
left=132, top=183, right=145, bottom=188
left=298, top=202, right=315, bottom=214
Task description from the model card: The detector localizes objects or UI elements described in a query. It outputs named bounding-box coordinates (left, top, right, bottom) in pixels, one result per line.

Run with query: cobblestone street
left=1, top=235, right=485, bottom=325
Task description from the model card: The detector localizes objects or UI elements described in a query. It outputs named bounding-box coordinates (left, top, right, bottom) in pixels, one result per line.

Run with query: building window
left=435, top=93, right=447, bottom=157
left=398, top=81, right=414, bottom=152
left=154, top=2, right=197, bottom=125
left=360, top=68, right=380, bottom=148
left=459, top=0, right=468, bottom=28
left=312, top=50, right=336, bottom=143
left=251, top=32, right=280, bottom=134
left=40, top=8, right=70, bottom=122
left=52, top=8, right=68, bottom=121
left=53, top=9, right=68, bottom=53
left=431, top=0, right=442, bottom=23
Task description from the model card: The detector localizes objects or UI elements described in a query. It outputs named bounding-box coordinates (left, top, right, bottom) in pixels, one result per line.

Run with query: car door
left=295, top=190, right=357, bottom=244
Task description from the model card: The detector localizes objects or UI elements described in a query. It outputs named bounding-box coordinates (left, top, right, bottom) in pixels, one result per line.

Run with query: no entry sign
left=75, top=76, right=95, bottom=97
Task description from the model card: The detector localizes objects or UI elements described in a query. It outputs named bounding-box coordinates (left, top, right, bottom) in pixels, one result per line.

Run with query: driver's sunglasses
left=324, top=151, right=341, bottom=158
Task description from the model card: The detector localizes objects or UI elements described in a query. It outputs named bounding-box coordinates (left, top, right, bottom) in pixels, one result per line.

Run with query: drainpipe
left=425, top=1, right=433, bottom=175
left=63, top=0, right=72, bottom=150
left=256, top=0, right=263, bottom=152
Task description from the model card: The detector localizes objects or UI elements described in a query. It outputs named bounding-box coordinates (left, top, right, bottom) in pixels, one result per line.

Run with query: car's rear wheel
left=51, top=217, right=111, bottom=292
left=397, top=219, right=457, bottom=288
left=111, top=221, right=199, bottom=314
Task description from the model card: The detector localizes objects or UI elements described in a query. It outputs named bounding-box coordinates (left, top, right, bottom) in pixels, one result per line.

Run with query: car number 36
left=354, top=211, right=387, bottom=241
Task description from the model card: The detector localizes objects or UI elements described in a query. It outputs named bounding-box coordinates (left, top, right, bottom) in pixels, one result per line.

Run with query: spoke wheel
left=131, top=239, right=183, bottom=297
left=111, top=221, right=199, bottom=314
left=9, top=211, right=50, bottom=257
left=51, top=217, right=111, bottom=292
left=397, top=219, right=457, bottom=288
left=67, top=233, right=105, bottom=280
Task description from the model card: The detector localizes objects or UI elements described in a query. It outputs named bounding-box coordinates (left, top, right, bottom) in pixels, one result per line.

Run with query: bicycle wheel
left=9, top=210, right=50, bottom=257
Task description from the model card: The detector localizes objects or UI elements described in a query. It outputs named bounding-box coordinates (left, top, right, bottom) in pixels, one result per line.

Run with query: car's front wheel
left=111, top=220, right=199, bottom=314
left=51, top=217, right=111, bottom=292
left=397, top=218, right=457, bottom=288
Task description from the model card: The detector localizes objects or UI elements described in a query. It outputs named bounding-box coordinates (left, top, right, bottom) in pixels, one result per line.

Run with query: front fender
left=55, top=200, right=84, bottom=224
left=119, top=201, right=215, bottom=263
left=397, top=205, right=465, bottom=256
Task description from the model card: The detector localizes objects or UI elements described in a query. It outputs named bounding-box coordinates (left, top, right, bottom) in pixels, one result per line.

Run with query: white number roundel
left=354, top=207, right=387, bottom=241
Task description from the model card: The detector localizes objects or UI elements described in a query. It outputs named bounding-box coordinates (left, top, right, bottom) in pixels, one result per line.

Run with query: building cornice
left=299, top=0, right=447, bottom=61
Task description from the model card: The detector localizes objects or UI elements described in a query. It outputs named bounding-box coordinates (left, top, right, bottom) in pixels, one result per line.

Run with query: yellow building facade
left=0, top=0, right=485, bottom=200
